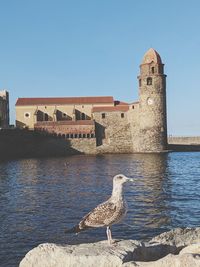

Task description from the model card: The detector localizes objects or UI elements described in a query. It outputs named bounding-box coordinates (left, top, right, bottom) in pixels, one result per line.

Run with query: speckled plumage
left=65, top=174, right=133, bottom=244
left=78, top=196, right=127, bottom=229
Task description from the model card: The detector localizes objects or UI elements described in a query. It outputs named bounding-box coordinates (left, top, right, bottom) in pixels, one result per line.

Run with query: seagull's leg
left=106, top=226, right=113, bottom=245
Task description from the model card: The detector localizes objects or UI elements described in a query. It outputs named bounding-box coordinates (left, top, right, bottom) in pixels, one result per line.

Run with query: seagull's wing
left=79, top=200, right=117, bottom=229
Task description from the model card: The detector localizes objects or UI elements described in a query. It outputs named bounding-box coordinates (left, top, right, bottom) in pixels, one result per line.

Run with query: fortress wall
left=127, top=103, right=141, bottom=152
left=0, top=129, right=97, bottom=159
left=93, top=111, right=133, bottom=153
left=34, top=121, right=95, bottom=136
left=168, top=136, right=200, bottom=145
left=69, top=138, right=96, bottom=154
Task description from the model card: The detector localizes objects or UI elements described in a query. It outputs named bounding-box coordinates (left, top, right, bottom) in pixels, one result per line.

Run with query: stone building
left=15, top=48, right=167, bottom=153
left=0, top=90, right=9, bottom=128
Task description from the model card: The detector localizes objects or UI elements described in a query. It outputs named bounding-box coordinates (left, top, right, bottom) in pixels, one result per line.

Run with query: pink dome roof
left=142, top=48, right=162, bottom=64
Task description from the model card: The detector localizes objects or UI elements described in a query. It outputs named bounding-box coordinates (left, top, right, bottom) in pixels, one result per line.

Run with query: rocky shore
left=19, top=227, right=200, bottom=267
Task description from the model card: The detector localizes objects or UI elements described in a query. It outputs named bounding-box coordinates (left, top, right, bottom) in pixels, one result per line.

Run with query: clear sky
left=0, top=0, right=200, bottom=135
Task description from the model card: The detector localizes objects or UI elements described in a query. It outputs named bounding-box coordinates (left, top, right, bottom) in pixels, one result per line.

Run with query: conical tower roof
left=142, top=48, right=162, bottom=64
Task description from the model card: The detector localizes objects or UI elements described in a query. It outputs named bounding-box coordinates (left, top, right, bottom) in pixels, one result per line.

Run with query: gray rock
left=19, top=240, right=140, bottom=267
left=150, top=227, right=200, bottom=247
left=19, top=227, right=200, bottom=267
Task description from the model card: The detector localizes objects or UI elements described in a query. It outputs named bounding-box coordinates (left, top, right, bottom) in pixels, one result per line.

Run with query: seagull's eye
left=118, top=176, right=123, bottom=179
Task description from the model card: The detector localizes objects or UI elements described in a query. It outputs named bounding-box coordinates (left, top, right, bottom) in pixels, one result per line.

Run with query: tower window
left=151, top=67, right=155, bottom=74
left=121, top=113, right=124, bottom=118
left=139, top=79, right=142, bottom=87
left=102, top=113, right=106, bottom=119
left=147, top=77, right=152, bottom=85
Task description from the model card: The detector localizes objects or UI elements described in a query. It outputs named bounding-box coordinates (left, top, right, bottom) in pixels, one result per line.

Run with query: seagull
left=65, top=174, right=134, bottom=245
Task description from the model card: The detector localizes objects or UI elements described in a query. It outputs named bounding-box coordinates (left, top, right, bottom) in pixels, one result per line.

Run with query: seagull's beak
left=126, top=177, right=134, bottom=182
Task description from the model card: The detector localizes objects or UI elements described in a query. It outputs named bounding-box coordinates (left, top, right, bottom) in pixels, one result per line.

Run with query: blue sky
left=0, top=0, right=200, bottom=135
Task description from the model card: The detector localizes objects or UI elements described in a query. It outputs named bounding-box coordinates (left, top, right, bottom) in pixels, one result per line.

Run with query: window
left=121, top=113, right=124, bottom=118
left=139, top=79, right=142, bottom=87
left=147, top=77, right=152, bottom=85
left=151, top=67, right=155, bottom=74
left=24, top=112, right=30, bottom=118
left=102, top=113, right=106, bottom=119
left=132, top=105, right=134, bottom=109
left=44, top=113, right=48, bottom=121
left=81, top=113, right=86, bottom=120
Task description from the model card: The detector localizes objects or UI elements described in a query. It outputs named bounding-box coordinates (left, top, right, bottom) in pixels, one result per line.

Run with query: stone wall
left=0, top=90, right=9, bottom=128
left=0, top=129, right=96, bottom=160
left=168, top=136, right=200, bottom=145
left=93, top=110, right=133, bottom=153
left=34, top=120, right=95, bottom=137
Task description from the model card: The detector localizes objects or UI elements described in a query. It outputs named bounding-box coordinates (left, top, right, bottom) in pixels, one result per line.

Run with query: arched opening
left=147, top=77, right=152, bottom=85
left=151, top=67, right=155, bottom=74
left=44, top=113, right=48, bottom=121
left=81, top=113, right=86, bottom=120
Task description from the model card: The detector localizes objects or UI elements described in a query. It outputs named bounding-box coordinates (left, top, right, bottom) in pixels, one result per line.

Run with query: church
left=15, top=48, right=167, bottom=153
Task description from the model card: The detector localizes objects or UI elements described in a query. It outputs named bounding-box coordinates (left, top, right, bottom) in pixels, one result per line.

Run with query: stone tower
left=0, top=90, right=9, bottom=128
left=137, top=48, right=167, bottom=152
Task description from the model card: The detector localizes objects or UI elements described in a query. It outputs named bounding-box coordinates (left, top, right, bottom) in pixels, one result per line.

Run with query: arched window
left=147, top=77, right=152, bottom=85
left=44, top=113, right=48, bottom=121
left=151, top=67, right=155, bottom=74
left=81, top=113, right=86, bottom=120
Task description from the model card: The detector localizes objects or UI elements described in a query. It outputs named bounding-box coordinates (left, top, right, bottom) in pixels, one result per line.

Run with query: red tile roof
left=114, top=100, right=129, bottom=106
left=16, top=96, right=114, bottom=106
left=92, top=105, right=129, bottom=112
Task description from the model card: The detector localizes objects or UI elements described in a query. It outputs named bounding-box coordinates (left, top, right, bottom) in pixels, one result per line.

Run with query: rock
left=131, top=253, right=200, bottom=267
left=19, top=240, right=140, bottom=267
left=179, top=243, right=200, bottom=255
left=19, top=227, right=200, bottom=267
left=150, top=227, right=200, bottom=247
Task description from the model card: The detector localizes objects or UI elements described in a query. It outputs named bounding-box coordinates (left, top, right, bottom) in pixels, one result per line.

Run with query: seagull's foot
left=108, top=239, right=118, bottom=246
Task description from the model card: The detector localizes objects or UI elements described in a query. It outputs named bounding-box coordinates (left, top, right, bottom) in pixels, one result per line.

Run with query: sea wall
left=168, top=136, right=200, bottom=151
left=168, top=136, right=200, bottom=145
left=19, top=227, right=200, bottom=267
left=0, top=129, right=96, bottom=160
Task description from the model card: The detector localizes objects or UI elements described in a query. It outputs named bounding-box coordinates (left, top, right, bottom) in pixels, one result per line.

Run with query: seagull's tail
left=64, top=225, right=82, bottom=234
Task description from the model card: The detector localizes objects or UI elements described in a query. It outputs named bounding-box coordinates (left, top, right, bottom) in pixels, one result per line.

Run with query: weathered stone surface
left=150, top=227, right=200, bottom=247
left=19, top=227, right=200, bottom=267
left=19, top=240, right=139, bottom=267
left=127, top=253, right=200, bottom=267
left=179, top=243, right=200, bottom=255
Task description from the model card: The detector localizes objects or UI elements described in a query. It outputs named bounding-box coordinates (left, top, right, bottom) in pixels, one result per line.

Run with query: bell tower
left=137, top=48, right=167, bottom=152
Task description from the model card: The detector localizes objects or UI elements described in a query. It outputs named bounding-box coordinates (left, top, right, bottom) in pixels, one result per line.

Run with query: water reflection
left=0, top=153, right=200, bottom=267
left=126, top=154, right=172, bottom=239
